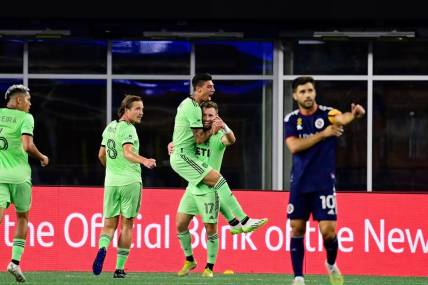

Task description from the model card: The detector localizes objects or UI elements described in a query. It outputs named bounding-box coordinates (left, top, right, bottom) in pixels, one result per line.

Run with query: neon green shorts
left=0, top=182, right=32, bottom=212
left=170, top=152, right=212, bottom=186
left=177, top=190, right=219, bottom=224
left=104, top=182, right=142, bottom=218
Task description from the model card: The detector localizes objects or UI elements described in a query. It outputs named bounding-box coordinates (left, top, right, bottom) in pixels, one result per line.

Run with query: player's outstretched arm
left=98, top=146, right=106, bottom=167
left=22, top=134, right=49, bottom=167
left=123, top=144, right=156, bottom=169
left=333, top=104, right=366, bottom=126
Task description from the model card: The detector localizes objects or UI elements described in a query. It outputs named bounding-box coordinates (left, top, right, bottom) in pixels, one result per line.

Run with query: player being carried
left=169, top=74, right=268, bottom=277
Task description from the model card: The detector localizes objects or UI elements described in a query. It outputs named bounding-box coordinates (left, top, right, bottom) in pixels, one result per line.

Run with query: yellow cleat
left=177, top=260, right=197, bottom=277
left=325, top=261, right=344, bottom=285
left=201, top=268, right=214, bottom=278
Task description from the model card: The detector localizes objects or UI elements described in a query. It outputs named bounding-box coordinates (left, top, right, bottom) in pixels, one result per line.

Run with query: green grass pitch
left=0, top=272, right=426, bottom=285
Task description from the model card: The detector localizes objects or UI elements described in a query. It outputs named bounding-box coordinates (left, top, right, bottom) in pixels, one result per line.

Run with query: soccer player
left=284, top=76, right=365, bottom=285
left=92, top=95, right=156, bottom=278
left=172, top=101, right=241, bottom=278
left=169, top=74, right=267, bottom=271
left=0, top=84, right=49, bottom=282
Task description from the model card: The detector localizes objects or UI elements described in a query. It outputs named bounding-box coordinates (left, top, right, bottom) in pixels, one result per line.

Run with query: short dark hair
left=201, top=100, right=218, bottom=112
left=192, top=73, right=212, bottom=91
left=5, top=84, right=30, bottom=101
left=118, top=95, right=143, bottom=118
left=292, top=76, right=315, bottom=92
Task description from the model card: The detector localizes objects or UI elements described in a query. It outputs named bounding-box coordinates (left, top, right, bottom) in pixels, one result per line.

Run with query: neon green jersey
left=101, top=120, right=142, bottom=186
left=188, top=130, right=226, bottom=195
left=172, top=97, right=203, bottom=155
left=0, top=108, right=34, bottom=184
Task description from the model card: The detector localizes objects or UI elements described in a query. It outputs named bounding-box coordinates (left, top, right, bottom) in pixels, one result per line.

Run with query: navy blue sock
left=324, top=236, right=338, bottom=265
left=290, top=236, right=304, bottom=277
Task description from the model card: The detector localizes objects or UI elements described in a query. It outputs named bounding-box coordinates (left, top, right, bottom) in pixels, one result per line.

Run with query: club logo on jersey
left=296, top=118, right=303, bottom=130
left=287, top=203, right=294, bottom=214
left=315, top=118, right=324, bottom=129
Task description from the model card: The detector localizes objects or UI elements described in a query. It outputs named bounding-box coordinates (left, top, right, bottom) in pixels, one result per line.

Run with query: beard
left=299, top=100, right=314, bottom=109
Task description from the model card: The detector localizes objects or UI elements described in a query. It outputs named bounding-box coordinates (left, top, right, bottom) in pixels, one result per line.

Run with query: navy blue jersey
left=284, top=105, right=338, bottom=193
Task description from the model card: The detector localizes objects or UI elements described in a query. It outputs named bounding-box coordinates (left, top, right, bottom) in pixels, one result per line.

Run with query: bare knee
left=121, top=217, right=134, bottom=231
left=290, top=219, right=306, bottom=237
left=319, top=221, right=337, bottom=240
left=103, top=217, right=119, bottom=235
left=204, top=223, right=217, bottom=236
left=176, top=213, right=192, bottom=233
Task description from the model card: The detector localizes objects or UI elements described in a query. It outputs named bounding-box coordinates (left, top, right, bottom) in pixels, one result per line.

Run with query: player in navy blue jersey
left=284, top=76, right=365, bottom=285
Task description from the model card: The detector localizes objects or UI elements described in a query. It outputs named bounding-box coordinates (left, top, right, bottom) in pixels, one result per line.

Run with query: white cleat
left=325, top=260, right=344, bottom=285
left=7, top=262, right=26, bottom=282
left=241, top=218, right=268, bottom=233
left=292, top=276, right=305, bottom=285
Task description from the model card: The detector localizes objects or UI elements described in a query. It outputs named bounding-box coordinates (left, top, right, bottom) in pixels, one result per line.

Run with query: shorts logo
left=287, top=203, right=294, bottom=214
left=202, top=162, right=208, bottom=168
left=315, top=118, right=324, bottom=129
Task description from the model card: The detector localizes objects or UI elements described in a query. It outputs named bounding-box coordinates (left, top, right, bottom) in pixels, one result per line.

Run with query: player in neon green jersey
left=170, top=73, right=267, bottom=234
left=0, top=84, right=49, bottom=282
left=170, top=101, right=267, bottom=277
left=92, top=95, right=156, bottom=278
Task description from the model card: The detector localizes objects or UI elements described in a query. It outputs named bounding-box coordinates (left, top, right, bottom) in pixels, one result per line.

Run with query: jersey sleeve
left=101, top=128, right=107, bottom=146
left=215, top=130, right=227, bottom=150
left=21, top=113, right=34, bottom=136
left=284, top=115, right=297, bottom=139
left=119, top=124, right=138, bottom=146
left=185, top=102, right=203, bottom=129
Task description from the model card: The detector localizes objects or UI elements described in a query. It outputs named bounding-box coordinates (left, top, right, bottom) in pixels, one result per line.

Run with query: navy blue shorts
left=287, top=188, right=337, bottom=221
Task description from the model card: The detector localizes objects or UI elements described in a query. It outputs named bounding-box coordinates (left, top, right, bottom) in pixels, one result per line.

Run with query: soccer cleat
left=177, top=260, right=197, bottom=276
left=292, top=276, right=305, bottom=285
left=242, top=218, right=268, bottom=233
left=113, top=269, right=127, bottom=278
left=92, top=247, right=107, bottom=275
left=230, top=223, right=243, bottom=235
left=325, top=260, right=344, bottom=285
left=201, top=268, right=214, bottom=278
left=7, top=262, right=26, bottom=282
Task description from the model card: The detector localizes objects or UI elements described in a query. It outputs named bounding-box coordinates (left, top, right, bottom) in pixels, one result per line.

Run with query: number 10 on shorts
left=320, top=195, right=337, bottom=215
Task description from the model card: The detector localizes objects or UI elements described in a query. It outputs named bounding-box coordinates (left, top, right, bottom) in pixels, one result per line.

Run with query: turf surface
left=0, top=272, right=426, bottom=285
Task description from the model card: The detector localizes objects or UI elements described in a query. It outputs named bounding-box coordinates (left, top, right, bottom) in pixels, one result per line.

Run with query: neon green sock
left=207, top=233, right=219, bottom=264
left=220, top=203, right=235, bottom=222
left=215, top=177, right=247, bottom=221
left=116, top=248, right=130, bottom=270
left=12, top=238, right=26, bottom=261
left=177, top=230, right=193, bottom=257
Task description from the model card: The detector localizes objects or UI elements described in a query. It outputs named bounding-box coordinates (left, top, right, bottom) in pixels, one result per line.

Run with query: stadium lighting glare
left=313, top=30, right=415, bottom=39
left=143, top=31, right=244, bottom=39
left=0, top=29, right=71, bottom=38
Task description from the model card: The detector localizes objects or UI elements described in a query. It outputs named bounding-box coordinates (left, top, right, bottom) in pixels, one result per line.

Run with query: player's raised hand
left=167, top=142, right=174, bottom=156
left=40, top=155, right=49, bottom=167
left=212, top=116, right=224, bottom=134
left=142, top=158, right=157, bottom=169
left=323, top=125, right=344, bottom=138
left=351, top=103, right=366, bottom=119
